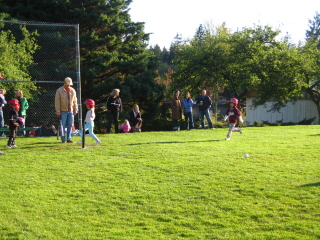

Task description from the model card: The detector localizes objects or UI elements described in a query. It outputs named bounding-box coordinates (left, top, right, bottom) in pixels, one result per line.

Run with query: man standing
left=55, top=77, right=78, bottom=143
left=196, top=89, right=214, bottom=129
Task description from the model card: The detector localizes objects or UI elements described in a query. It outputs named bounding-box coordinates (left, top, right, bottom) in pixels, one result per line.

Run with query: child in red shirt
left=6, top=99, right=21, bottom=148
left=223, top=98, right=243, bottom=140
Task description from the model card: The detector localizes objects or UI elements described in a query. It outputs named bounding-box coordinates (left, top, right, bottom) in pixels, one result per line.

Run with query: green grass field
left=0, top=126, right=319, bottom=239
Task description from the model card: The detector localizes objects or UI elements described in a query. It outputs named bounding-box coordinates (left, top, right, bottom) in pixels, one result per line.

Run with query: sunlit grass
left=0, top=125, right=319, bottom=239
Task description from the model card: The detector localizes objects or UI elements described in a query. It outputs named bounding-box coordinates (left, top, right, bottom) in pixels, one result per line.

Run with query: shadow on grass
left=22, top=141, right=65, bottom=149
left=127, top=140, right=222, bottom=145
left=299, top=182, right=320, bottom=187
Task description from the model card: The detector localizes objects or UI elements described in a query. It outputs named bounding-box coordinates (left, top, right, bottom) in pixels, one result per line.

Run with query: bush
left=298, top=117, right=316, bottom=125
left=250, top=117, right=316, bottom=127
left=143, top=118, right=172, bottom=132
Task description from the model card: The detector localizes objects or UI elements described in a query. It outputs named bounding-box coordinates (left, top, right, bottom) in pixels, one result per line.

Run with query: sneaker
left=62, top=141, right=66, bottom=143
left=11, top=145, right=18, bottom=148
left=67, top=140, right=74, bottom=143
left=77, top=141, right=82, bottom=144
left=225, top=138, right=230, bottom=140
left=94, top=140, right=101, bottom=146
left=0, top=151, right=5, bottom=155
left=6, top=145, right=11, bottom=148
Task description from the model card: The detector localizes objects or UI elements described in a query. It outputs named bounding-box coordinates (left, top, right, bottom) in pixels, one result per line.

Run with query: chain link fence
left=0, top=20, right=81, bottom=137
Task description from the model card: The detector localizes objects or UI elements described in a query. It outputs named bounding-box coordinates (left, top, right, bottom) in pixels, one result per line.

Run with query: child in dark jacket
left=7, top=99, right=21, bottom=148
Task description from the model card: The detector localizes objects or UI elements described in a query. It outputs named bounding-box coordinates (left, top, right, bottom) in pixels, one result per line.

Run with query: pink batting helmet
left=18, top=117, right=25, bottom=125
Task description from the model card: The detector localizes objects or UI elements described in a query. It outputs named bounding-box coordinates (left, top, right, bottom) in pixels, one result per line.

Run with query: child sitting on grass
left=77, top=99, right=101, bottom=145
left=223, top=98, right=243, bottom=141
left=119, top=119, right=131, bottom=133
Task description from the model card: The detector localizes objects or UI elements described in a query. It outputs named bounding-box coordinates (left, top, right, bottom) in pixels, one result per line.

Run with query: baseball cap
left=64, top=77, right=73, bottom=86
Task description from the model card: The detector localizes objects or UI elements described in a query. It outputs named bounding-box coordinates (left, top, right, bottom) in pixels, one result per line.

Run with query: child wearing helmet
left=223, top=98, right=243, bottom=140
left=77, top=99, right=101, bottom=145
left=6, top=99, right=21, bottom=148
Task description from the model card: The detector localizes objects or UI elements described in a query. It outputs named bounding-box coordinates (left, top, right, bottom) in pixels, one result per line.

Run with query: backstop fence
left=0, top=19, right=82, bottom=137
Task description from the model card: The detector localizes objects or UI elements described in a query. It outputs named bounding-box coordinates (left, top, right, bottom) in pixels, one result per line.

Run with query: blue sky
left=129, top=0, right=319, bottom=48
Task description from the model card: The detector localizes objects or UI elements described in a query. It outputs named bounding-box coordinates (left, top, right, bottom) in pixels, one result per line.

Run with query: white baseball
left=244, top=154, right=249, bottom=158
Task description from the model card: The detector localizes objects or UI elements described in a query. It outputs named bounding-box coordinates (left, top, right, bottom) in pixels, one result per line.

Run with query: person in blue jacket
left=181, top=91, right=195, bottom=130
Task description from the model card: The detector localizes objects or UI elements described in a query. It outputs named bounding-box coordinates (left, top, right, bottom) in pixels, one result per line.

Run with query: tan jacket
left=55, top=86, right=78, bottom=113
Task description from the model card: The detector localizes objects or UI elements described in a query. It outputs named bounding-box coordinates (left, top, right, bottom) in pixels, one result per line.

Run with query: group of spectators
left=55, top=77, right=242, bottom=144
left=170, top=89, right=244, bottom=140
left=54, top=77, right=220, bottom=144
left=171, top=89, right=214, bottom=130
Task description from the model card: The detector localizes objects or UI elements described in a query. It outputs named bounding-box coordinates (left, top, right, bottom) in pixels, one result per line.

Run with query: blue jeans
left=60, top=112, right=74, bottom=141
left=80, top=122, right=98, bottom=140
left=0, top=110, right=4, bottom=128
left=199, top=109, right=213, bottom=128
left=184, top=112, right=194, bottom=130
left=0, top=111, right=4, bottom=136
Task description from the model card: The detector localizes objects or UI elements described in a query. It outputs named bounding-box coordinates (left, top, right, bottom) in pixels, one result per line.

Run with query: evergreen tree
left=306, top=11, right=320, bottom=43
left=194, top=24, right=206, bottom=45
left=0, top=0, right=165, bottom=121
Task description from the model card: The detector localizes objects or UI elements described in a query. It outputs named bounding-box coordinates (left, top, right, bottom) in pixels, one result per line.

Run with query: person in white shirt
left=77, top=99, right=101, bottom=146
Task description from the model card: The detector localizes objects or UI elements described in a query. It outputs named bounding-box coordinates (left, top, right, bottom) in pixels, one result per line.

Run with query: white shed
left=246, top=97, right=319, bottom=125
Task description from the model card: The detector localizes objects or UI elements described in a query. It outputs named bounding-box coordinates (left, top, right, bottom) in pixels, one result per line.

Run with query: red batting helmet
left=229, top=98, right=238, bottom=106
left=8, top=99, right=20, bottom=110
left=83, top=99, right=95, bottom=108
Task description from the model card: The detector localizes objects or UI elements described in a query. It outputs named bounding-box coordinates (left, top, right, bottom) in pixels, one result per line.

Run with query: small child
left=120, top=119, right=131, bottom=133
left=6, top=99, right=20, bottom=148
left=77, top=99, right=101, bottom=145
left=223, top=98, right=243, bottom=140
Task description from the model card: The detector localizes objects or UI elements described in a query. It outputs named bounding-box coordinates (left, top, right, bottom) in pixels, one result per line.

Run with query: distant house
left=245, top=91, right=319, bottom=125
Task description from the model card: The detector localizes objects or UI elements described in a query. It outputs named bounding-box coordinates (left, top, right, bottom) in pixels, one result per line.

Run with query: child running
left=77, top=99, right=101, bottom=145
left=119, top=119, right=131, bottom=133
left=6, top=99, right=21, bottom=148
left=223, top=98, right=243, bottom=140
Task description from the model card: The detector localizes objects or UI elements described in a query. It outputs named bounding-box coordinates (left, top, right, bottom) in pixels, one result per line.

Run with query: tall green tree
left=0, top=0, right=164, bottom=117
left=0, top=14, right=39, bottom=96
left=261, top=12, right=320, bottom=122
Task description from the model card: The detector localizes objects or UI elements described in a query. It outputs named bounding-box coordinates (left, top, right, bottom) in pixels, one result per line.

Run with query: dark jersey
left=226, top=107, right=241, bottom=124
left=8, top=108, right=19, bottom=129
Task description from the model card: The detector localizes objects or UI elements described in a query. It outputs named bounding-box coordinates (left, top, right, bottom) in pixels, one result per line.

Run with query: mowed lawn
left=0, top=125, right=319, bottom=239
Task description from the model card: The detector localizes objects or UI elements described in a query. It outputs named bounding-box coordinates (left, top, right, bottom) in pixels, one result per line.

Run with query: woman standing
left=181, top=91, right=195, bottom=130
left=106, top=89, right=122, bottom=133
left=170, top=90, right=182, bottom=130
left=16, top=89, right=29, bottom=136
